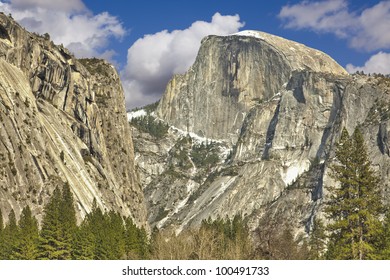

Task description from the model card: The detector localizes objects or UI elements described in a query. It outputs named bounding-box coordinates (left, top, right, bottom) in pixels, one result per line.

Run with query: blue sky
left=0, top=0, right=389, bottom=109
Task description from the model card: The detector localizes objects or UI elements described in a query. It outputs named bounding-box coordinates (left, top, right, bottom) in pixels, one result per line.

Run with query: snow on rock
left=282, top=161, right=310, bottom=186
left=231, top=30, right=265, bottom=40
left=127, top=109, right=146, bottom=121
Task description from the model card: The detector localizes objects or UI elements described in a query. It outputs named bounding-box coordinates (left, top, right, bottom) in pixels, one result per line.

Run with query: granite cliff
left=132, top=30, right=390, bottom=236
left=0, top=13, right=147, bottom=226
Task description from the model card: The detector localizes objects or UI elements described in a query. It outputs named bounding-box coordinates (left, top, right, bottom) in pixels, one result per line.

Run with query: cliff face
left=135, top=30, right=390, bottom=234
left=156, top=31, right=347, bottom=145
left=0, top=14, right=147, bottom=226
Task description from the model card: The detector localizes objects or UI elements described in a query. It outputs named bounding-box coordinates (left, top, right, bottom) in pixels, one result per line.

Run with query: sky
left=0, top=0, right=389, bottom=109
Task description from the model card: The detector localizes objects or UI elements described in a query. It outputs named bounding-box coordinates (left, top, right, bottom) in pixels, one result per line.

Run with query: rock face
left=136, top=30, right=390, bottom=235
left=157, top=30, right=347, bottom=145
left=0, top=13, right=147, bottom=226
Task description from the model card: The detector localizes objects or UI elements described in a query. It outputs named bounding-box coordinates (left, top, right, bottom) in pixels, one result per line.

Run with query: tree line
left=0, top=185, right=149, bottom=260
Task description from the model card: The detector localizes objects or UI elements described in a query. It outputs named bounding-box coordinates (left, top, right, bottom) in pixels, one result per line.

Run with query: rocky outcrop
left=0, top=13, right=147, bottom=226
left=138, top=30, right=390, bottom=236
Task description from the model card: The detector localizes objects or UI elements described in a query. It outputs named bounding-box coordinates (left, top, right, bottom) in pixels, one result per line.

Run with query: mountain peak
left=227, top=30, right=348, bottom=76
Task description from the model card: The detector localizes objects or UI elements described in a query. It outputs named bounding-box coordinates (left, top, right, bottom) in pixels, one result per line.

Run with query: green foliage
left=72, top=220, right=95, bottom=260
left=0, top=208, right=3, bottom=258
left=15, top=206, right=39, bottom=259
left=38, top=187, right=68, bottom=259
left=190, top=142, right=220, bottom=168
left=143, top=101, right=160, bottom=114
left=131, top=115, right=169, bottom=139
left=38, top=184, right=77, bottom=259
left=0, top=191, right=149, bottom=260
left=124, top=217, right=139, bottom=258
left=130, top=101, right=160, bottom=114
left=78, top=58, right=108, bottom=76
left=136, top=227, right=150, bottom=259
left=308, top=217, right=326, bottom=259
left=325, top=128, right=384, bottom=259
left=0, top=208, right=3, bottom=234
left=0, top=210, right=18, bottom=259
left=379, top=211, right=390, bottom=259
left=124, top=217, right=150, bottom=259
left=81, top=201, right=147, bottom=260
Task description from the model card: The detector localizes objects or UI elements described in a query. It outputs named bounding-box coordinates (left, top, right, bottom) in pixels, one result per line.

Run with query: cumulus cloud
left=346, top=52, right=390, bottom=74
left=278, top=0, right=390, bottom=51
left=8, top=0, right=85, bottom=12
left=122, top=12, right=244, bottom=109
left=279, top=0, right=354, bottom=37
left=0, top=0, right=125, bottom=60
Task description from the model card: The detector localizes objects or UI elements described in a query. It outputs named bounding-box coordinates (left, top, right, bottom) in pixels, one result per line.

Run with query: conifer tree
left=124, top=217, right=139, bottom=258
left=0, top=208, right=3, bottom=233
left=0, top=209, right=3, bottom=260
left=59, top=183, right=77, bottom=258
left=308, top=217, right=326, bottom=259
left=38, top=187, right=63, bottom=259
left=379, top=211, right=390, bottom=259
left=15, top=206, right=39, bottom=259
left=107, top=211, right=126, bottom=259
left=137, top=227, right=150, bottom=259
left=85, top=200, right=112, bottom=259
left=2, top=210, right=18, bottom=259
left=325, top=128, right=383, bottom=259
left=39, top=185, right=77, bottom=259
left=72, top=220, right=95, bottom=260
left=0, top=208, right=3, bottom=243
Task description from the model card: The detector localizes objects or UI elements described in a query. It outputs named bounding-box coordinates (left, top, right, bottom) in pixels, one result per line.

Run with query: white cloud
left=346, top=52, right=390, bottom=74
left=278, top=0, right=390, bottom=51
left=279, top=0, right=353, bottom=37
left=0, top=0, right=125, bottom=59
left=350, top=1, right=390, bottom=51
left=122, top=12, right=244, bottom=109
left=8, top=0, right=85, bottom=12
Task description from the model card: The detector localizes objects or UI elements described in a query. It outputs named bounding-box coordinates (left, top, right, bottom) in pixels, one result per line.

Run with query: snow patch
left=169, top=125, right=223, bottom=145
left=231, top=30, right=264, bottom=40
left=282, top=161, right=309, bottom=185
left=127, top=109, right=146, bottom=121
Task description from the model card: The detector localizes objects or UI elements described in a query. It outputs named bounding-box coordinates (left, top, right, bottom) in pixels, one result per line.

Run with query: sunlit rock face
left=138, top=30, right=390, bottom=235
left=157, top=31, right=347, bottom=145
left=0, top=13, right=147, bottom=227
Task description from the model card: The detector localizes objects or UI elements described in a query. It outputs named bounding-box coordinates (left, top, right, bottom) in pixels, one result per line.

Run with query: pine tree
left=72, top=220, right=95, bottom=260
left=0, top=208, right=3, bottom=233
left=124, top=217, right=139, bottom=258
left=106, top=211, right=126, bottom=259
left=2, top=210, right=19, bottom=259
left=380, top=211, right=390, bottom=259
left=308, top=217, right=326, bottom=259
left=85, top=200, right=112, bottom=259
left=0, top=208, right=3, bottom=260
left=15, top=206, right=39, bottom=259
left=59, top=183, right=77, bottom=258
left=137, top=226, right=150, bottom=259
left=38, top=185, right=77, bottom=259
left=38, top=187, right=63, bottom=259
left=325, top=128, right=384, bottom=259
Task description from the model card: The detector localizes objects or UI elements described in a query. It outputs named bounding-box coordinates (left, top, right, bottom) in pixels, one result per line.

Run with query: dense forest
left=1, top=128, right=390, bottom=259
